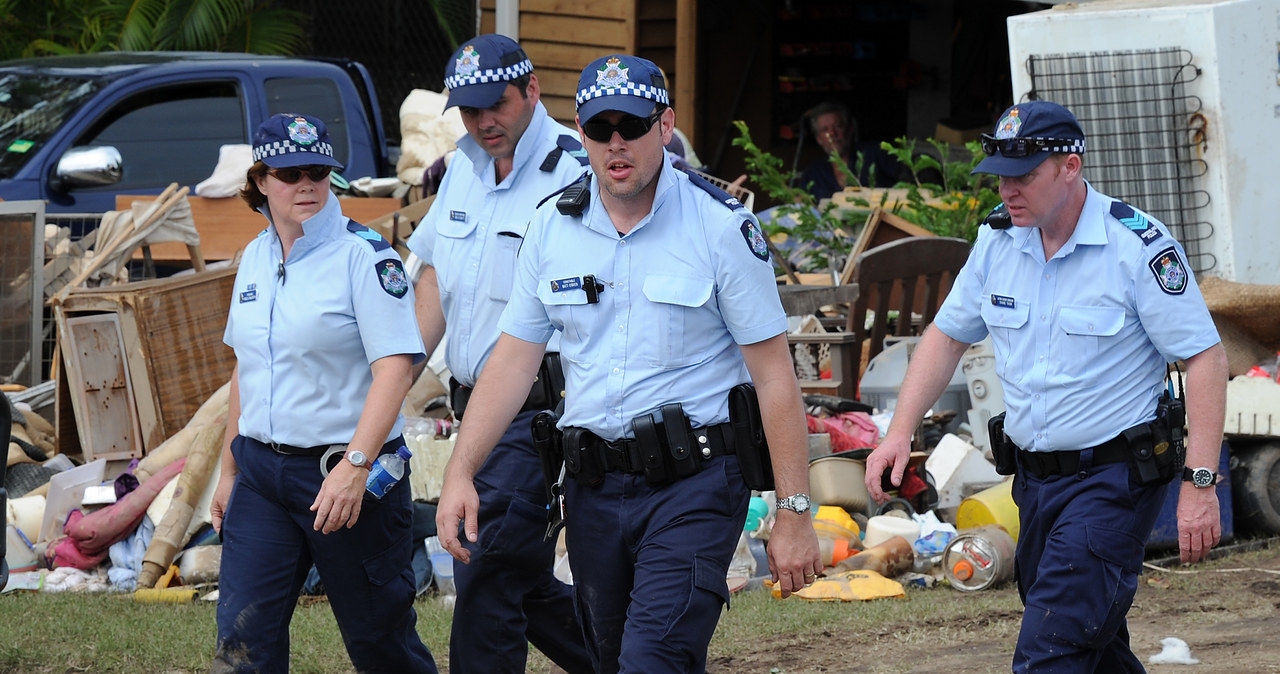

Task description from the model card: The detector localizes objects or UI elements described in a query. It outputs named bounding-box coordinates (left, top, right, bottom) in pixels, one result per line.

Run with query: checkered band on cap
left=575, top=81, right=669, bottom=109
left=253, top=139, right=337, bottom=163
left=445, top=58, right=533, bottom=91
left=1033, top=138, right=1087, bottom=154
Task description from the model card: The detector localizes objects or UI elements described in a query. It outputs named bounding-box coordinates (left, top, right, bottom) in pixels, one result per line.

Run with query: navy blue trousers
left=1012, top=449, right=1168, bottom=673
left=215, top=435, right=436, bottom=673
left=449, top=410, right=592, bottom=674
left=564, top=454, right=749, bottom=674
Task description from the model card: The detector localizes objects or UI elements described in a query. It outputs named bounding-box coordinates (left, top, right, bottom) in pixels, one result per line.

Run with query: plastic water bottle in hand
left=366, top=446, right=413, bottom=499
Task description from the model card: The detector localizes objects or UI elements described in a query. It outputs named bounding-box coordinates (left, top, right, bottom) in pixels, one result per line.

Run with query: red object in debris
left=807, top=412, right=879, bottom=453
left=62, top=457, right=187, bottom=555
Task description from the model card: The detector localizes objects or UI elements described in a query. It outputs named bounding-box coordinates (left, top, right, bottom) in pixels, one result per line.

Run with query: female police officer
left=209, top=113, right=437, bottom=673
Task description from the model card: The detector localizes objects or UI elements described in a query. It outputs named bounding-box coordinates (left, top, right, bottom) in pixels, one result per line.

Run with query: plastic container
left=365, top=447, right=413, bottom=500
left=808, top=456, right=869, bottom=513
left=424, top=536, right=455, bottom=601
left=745, top=497, right=769, bottom=532
left=818, top=537, right=857, bottom=567
left=942, top=524, right=1016, bottom=592
left=957, top=479, right=1020, bottom=542
left=863, top=514, right=920, bottom=549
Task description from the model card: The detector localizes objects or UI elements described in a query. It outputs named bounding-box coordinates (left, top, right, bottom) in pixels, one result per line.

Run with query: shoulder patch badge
left=377, top=259, right=409, bottom=298
left=1148, top=246, right=1187, bottom=295
left=741, top=220, right=770, bottom=262
left=1110, top=200, right=1163, bottom=246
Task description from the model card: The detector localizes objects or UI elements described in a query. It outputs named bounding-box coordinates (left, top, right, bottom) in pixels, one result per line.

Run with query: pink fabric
left=807, top=412, right=880, bottom=453
left=63, top=457, right=187, bottom=555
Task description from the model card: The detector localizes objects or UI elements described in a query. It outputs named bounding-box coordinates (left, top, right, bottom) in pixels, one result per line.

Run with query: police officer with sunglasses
left=212, top=113, right=437, bottom=672
left=435, top=53, right=821, bottom=673
left=404, top=34, right=593, bottom=674
left=865, top=100, right=1228, bottom=673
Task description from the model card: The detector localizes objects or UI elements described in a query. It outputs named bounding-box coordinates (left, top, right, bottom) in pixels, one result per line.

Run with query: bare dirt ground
left=710, top=539, right=1280, bottom=673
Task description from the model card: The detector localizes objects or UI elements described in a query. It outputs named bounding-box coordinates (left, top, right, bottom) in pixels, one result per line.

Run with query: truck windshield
left=0, top=72, right=102, bottom=178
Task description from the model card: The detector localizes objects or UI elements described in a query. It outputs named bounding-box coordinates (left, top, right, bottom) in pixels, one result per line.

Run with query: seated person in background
left=798, top=101, right=900, bottom=200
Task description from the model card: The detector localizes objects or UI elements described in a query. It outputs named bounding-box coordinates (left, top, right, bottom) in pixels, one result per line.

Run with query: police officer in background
left=435, top=54, right=822, bottom=673
left=405, top=34, right=592, bottom=674
left=211, top=113, right=436, bottom=673
left=865, top=100, right=1228, bottom=673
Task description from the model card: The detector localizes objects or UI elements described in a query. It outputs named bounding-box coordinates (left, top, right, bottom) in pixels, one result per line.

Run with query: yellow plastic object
left=812, top=505, right=861, bottom=547
left=133, top=587, right=199, bottom=603
left=956, top=478, right=1020, bottom=542
left=155, top=564, right=182, bottom=590
left=771, top=569, right=906, bottom=601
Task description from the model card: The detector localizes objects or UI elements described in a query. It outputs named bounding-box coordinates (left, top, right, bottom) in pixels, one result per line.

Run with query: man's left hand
left=1176, top=484, right=1221, bottom=564
left=767, top=510, right=822, bottom=598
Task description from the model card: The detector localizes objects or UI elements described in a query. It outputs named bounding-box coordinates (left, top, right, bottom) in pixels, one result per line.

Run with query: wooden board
left=59, top=313, right=142, bottom=462
left=840, top=208, right=935, bottom=286
left=119, top=195, right=402, bottom=264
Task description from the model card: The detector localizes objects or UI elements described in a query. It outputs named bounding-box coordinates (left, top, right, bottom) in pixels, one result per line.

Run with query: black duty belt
left=595, top=422, right=736, bottom=475
left=450, top=353, right=562, bottom=421
left=1016, top=433, right=1131, bottom=479
left=269, top=442, right=332, bottom=457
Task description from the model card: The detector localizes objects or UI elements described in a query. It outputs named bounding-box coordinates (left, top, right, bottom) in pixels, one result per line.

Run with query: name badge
left=239, top=283, right=258, bottom=303
left=449, top=210, right=466, bottom=222
left=991, top=294, right=1016, bottom=309
left=550, top=277, right=582, bottom=292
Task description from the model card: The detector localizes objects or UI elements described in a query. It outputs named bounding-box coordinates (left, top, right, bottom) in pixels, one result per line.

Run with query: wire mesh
left=278, top=0, right=478, bottom=146
left=1025, top=48, right=1212, bottom=273
left=0, top=206, right=45, bottom=387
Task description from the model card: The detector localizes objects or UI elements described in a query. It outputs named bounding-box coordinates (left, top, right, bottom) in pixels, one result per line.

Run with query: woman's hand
left=310, top=462, right=369, bottom=534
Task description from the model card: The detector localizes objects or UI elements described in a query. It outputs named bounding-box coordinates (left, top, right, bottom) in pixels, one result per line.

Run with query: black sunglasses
left=269, top=165, right=333, bottom=183
left=582, top=112, right=661, bottom=143
left=980, top=134, right=1078, bottom=158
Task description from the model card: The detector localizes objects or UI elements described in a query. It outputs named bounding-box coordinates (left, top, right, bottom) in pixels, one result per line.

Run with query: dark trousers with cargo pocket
left=1012, top=448, right=1169, bottom=673
left=449, top=409, right=593, bottom=674
left=215, top=435, right=437, bottom=674
left=564, top=453, right=749, bottom=674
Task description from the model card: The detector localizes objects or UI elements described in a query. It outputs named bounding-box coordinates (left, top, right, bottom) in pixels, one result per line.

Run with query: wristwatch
left=776, top=493, right=812, bottom=514
left=1182, top=466, right=1218, bottom=488
left=345, top=449, right=369, bottom=469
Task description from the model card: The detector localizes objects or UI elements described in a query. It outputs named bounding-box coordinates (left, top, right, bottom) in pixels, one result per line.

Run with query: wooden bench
left=118, top=194, right=403, bottom=263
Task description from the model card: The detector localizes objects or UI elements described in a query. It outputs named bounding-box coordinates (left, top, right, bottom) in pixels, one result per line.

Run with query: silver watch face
left=778, top=493, right=811, bottom=513
left=346, top=450, right=368, bottom=468
left=1192, top=467, right=1214, bottom=488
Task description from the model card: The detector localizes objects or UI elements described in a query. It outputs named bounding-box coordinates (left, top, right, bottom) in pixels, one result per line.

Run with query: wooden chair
left=847, top=236, right=972, bottom=390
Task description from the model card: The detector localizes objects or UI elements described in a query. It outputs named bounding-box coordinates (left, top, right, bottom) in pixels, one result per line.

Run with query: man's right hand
left=435, top=464, right=481, bottom=564
left=864, top=434, right=912, bottom=504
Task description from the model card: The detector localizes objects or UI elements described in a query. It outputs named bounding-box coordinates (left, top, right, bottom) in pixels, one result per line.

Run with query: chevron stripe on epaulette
left=347, top=219, right=390, bottom=251
left=1109, top=200, right=1162, bottom=245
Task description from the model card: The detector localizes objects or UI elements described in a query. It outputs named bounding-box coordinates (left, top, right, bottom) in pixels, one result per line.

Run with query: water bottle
left=365, top=446, right=413, bottom=499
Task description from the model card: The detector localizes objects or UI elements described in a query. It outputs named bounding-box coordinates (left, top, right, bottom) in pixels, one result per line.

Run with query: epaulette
left=1109, top=200, right=1163, bottom=246
left=681, top=168, right=745, bottom=212
left=537, top=171, right=590, bottom=210
left=541, top=135, right=590, bottom=172
left=346, top=219, right=391, bottom=252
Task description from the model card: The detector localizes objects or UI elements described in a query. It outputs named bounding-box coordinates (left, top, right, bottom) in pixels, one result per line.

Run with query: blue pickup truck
left=0, top=51, right=392, bottom=223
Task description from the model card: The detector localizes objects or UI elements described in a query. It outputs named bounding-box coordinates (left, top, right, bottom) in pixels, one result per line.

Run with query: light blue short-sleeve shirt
left=225, top=196, right=425, bottom=447
left=499, top=160, right=788, bottom=440
left=934, top=183, right=1220, bottom=451
left=405, top=102, right=582, bottom=386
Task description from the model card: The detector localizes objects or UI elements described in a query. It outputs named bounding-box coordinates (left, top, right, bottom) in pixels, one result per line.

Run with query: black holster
left=632, top=403, right=700, bottom=487
left=728, top=383, right=774, bottom=491
left=531, top=409, right=567, bottom=542
left=562, top=426, right=605, bottom=487
left=1129, top=391, right=1185, bottom=486
left=988, top=412, right=1017, bottom=476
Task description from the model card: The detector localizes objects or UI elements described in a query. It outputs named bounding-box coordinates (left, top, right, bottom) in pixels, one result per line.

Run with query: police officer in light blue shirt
left=435, top=54, right=822, bottom=674
left=211, top=113, right=436, bottom=674
left=405, top=34, right=592, bottom=674
left=865, top=101, right=1228, bottom=673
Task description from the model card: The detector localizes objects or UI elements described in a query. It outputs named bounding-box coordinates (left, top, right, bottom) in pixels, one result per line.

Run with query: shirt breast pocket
left=1056, top=305, right=1125, bottom=388
left=536, top=278, right=590, bottom=344
left=642, top=275, right=716, bottom=369
left=433, top=217, right=478, bottom=289
left=980, top=299, right=1029, bottom=382
left=487, top=233, right=522, bottom=302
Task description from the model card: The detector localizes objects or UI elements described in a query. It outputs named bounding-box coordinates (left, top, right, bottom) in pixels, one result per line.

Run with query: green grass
left=0, top=580, right=1025, bottom=674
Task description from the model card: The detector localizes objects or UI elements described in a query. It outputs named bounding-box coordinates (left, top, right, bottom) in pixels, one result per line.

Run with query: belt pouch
left=632, top=413, right=671, bottom=487
left=988, top=412, right=1017, bottom=476
left=449, top=378, right=470, bottom=421
left=563, top=427, right=604, bottom=486
left=660, top=403, right=699, bottom=480
left=1122, top=424, right=1163, bottom=485
left=728, top=383, right=774, bottom=491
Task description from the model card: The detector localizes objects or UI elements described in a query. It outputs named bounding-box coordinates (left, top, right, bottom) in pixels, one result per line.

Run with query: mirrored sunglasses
left=582, top=112, right=661, bottom=143
left=980, top=134, right=1077, bottom=158
left=269, top=165, right=333, bottom=183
